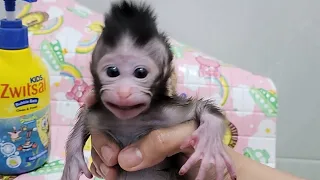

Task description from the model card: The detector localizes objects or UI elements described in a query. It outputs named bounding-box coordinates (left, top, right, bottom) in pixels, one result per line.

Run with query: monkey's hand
left=178, top=113, right=236, bottom=180
left=61, top=152, right=92, bottom=180
left=61, top=107, right=92, bottom=180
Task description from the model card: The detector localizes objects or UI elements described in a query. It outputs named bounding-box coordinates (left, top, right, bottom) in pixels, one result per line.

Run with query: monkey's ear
left=157, top=32, right=175, bottom=97
left=159, top=32, right=174, bottom=61
left=165, top=63, right=177, bottom=97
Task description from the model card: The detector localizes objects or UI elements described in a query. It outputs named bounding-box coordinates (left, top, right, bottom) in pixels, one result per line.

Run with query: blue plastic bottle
left=0, top=0, right=51, bottom=175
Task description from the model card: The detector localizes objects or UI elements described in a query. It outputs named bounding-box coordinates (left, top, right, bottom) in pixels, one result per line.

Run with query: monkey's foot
left=178, top=115, right=237, bottom=180
left=61, top=154, right=92, bottom=180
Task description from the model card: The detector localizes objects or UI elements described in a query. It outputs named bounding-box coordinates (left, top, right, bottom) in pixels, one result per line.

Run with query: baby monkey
left=61, top=1, right=236, bottom=180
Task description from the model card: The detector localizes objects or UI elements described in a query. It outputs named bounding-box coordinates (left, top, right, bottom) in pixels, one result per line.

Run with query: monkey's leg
left=178, top=102, right=236, bottom=180
left=61, top=108, right=92, bottom=180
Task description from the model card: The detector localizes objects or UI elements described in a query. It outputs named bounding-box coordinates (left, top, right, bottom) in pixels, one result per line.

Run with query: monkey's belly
left=117, top=158, right=180, bottom=180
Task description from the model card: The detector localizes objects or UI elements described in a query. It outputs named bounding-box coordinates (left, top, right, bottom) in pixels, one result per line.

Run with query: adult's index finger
left=91, top=132, right=121, bottom=167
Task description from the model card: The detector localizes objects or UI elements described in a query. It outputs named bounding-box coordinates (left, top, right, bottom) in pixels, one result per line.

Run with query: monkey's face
left=97, top=52, right=159, bottom=120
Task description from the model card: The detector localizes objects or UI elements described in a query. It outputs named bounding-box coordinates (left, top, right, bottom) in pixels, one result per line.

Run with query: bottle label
left=0, top=73, right=50, bottom=174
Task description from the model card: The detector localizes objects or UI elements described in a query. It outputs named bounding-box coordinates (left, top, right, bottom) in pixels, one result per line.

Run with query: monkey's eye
left=106, top=66, right=120, bottom=77
left=134, top=67, right=148, bottom=79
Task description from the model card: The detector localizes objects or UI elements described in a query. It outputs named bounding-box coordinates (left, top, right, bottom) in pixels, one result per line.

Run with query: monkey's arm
left=61, top=107, right=93, bottom=180
left=159, top=97, right=237, bottom=180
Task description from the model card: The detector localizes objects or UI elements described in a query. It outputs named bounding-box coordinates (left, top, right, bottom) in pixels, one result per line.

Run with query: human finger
left=91, top=132, right=121, bottom=167
left=91, top=148, right=104, bottom=178
left=90, top=163, right=102, bottom=179
left=91, top=142, right=118, bottom=180
left=100, top=164, right=118, bottom=180
left=118, top=120, right=197, bottom=171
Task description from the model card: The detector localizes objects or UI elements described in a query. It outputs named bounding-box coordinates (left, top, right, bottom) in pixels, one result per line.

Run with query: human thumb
left=118, top=120, right=197, bottom=172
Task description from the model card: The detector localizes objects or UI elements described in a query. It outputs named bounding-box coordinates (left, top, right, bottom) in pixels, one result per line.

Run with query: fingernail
left=121, top=147, right=142, bottom=168
left=100, top=164, right=109, bottom=178
left=101, top=146, right=113, bottom=164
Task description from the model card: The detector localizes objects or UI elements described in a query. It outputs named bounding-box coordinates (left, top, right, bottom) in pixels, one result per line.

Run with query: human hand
left=85, top=91, right=230, bottom=180
left=85, top=91, right=307, bottom=180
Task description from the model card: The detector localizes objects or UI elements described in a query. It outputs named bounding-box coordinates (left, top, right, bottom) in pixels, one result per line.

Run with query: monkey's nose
left=118, top=92, right=131, bottom=99
left=117, top=88, right=132, bottom=99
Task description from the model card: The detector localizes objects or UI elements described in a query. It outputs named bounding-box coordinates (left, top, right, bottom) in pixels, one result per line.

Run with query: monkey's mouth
left=107, top=103, right=145, bottom=110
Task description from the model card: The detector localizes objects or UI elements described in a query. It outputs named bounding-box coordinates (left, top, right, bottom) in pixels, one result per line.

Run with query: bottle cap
left=0, top=0, right=37, bottom=50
